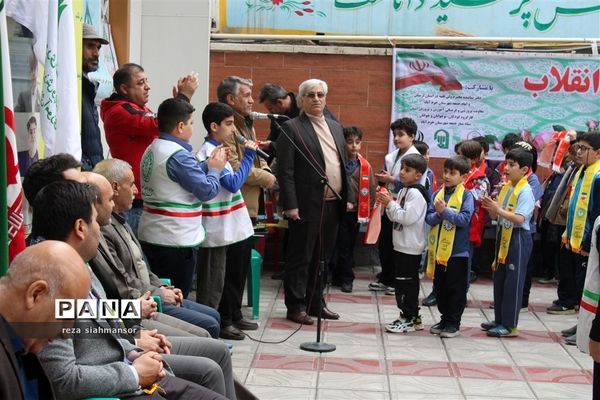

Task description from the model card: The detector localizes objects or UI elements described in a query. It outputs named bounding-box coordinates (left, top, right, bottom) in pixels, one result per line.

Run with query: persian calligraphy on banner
left=225, top=0, right=600, bottom=38
left=392, top=49, right=600, bottom=160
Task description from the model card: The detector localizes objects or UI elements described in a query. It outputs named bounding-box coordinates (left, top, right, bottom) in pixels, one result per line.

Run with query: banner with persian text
left=392, top=49, right=600, bottom=160
left=224, top=0, right=600, bottom=38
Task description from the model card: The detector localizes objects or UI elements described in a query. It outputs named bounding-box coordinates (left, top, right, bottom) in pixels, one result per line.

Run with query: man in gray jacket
left=33, top=180, right=230, bottom=399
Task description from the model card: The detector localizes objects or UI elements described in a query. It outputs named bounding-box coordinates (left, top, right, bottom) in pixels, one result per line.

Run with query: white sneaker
left=385, top=316, right=423, bottom=333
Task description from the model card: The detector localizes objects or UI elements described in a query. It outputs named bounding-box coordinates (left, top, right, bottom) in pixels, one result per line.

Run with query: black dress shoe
left=341, top=282, right=353, bottom=293
left=308, top=307, right=340, bottom=320
left=220, top=325, right=245, bottom=340
left=286, top=311, right=314, bottom=325
left=233, top=318, right=259, bottom=331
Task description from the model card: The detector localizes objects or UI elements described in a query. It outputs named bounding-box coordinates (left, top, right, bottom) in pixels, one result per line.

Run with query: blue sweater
left=425, top=185, right=475, bottom=257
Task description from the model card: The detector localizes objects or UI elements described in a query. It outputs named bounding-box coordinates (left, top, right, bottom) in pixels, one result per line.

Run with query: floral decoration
left=246, top=0, right=327, bottom=17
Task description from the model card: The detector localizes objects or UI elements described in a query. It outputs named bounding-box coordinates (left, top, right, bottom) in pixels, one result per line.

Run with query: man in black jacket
left=81, top=23, right=108, bottom=170
left=276, top=79, right=350, bottom=324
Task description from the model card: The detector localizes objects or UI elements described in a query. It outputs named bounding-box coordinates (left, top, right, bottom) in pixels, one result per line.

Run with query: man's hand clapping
left=173, top=72, right=199, bottom=100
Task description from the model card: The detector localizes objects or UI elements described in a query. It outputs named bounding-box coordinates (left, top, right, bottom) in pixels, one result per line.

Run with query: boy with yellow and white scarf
left=481, top=148, right=535, bottom=337
left=425, top=155, right=474, bottom=338
left=551, top=133, right=600, bottom=316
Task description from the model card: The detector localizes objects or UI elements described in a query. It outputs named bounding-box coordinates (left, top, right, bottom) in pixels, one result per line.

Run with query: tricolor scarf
left=496, top=176, right=529, bottom=265
left=564, top=159, right=600, bottom=253
left=357, top=154, right=371, bottom=223
left=426, top=184, right=465, bottom=278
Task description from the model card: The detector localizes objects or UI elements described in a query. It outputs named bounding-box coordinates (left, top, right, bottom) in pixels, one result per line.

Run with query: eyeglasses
left=575, top=144, right=593, bottom=153
left=305, top=92, right=326, bottom=99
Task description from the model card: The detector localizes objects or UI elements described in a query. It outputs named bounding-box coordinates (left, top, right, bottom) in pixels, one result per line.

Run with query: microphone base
left=300, top=341, right=336, bottom=353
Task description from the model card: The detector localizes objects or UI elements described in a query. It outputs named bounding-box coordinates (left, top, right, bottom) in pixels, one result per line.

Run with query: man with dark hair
left=22, top=153, right=83, bottom=204
left=30, top=181, right=99, bottom=250
left=0, top=241, right=91, bottom=400
left=81, top=24, right=109, bottom=170
left=139, top=97, right=228, bottom=298
left=100, top=64, right=200, bottom=235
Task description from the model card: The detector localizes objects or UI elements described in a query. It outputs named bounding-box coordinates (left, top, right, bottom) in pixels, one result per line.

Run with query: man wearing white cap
left=81, top=23, right=109, bottom=171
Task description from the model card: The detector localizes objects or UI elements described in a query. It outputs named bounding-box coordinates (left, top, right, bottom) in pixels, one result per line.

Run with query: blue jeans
left=163, top=300, right=221, bottom=339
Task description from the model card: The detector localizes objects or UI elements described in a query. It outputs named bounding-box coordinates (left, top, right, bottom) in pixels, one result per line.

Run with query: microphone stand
left=271, top=116, right=338, bottom=353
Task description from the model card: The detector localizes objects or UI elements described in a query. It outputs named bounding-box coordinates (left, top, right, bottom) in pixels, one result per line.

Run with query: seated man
left=33, top=181, right=234, bottom=399
left=23, top=157, right=210, bottom=339
left=90, top=163, right=222, bottom=339
left=0, top=241, right=90, bottom=400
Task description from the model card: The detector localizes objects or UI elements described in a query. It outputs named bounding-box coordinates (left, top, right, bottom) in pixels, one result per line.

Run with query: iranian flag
left=0, top=0, right=25, bottom=273
left=394, top=51, right=463, bottom=92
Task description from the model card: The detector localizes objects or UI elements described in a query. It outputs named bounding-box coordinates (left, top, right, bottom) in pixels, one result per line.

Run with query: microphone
left=235, top=133, right=270, bottom=159
left=249, top=111, right=288, bottom=121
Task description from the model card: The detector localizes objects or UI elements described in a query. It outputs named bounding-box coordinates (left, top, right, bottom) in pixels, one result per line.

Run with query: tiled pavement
left=230, top=267, right=593, bottom=399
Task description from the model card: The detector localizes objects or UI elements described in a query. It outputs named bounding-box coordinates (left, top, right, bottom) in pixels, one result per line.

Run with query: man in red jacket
left=100, top=63, right=199, bottom=235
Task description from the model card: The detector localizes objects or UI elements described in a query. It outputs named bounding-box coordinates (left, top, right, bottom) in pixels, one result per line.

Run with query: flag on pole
left=394, top=52, right=463, bottom=92
left=8, top=0, right=80, bottom=159
left=1, top=0, right=26, bottom=273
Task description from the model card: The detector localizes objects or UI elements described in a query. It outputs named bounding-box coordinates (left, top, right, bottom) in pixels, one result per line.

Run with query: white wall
left=128, top=0, right=211, bottom=150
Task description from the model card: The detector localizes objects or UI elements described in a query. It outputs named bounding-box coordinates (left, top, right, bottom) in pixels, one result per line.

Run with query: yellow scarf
left=496, top=176, right=529, bottom=265
left=564, top=159, right=600, bottom=253
left=427, top=184, right=465, bottom=278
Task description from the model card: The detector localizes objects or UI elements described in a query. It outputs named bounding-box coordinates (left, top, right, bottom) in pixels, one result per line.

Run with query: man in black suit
left=276, top=79, right=350, bottom=325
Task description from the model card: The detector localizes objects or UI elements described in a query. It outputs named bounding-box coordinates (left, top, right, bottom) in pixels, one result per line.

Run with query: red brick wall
left=209, top=50, right=396, bottom=171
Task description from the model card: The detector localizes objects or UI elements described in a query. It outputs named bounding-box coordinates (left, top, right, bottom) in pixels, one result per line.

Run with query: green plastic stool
left=246, top=249, right=262, bottom=320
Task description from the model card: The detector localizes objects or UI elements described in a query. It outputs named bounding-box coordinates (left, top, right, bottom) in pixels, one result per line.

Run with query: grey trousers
left=142, top=312, right=210, bottom=337
left=164, top=337, right=236, bottom=400
left=196, top=246, right=228, bottom=308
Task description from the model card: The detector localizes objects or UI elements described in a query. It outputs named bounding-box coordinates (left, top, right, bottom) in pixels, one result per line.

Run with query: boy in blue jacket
left=425, top=155, right=474, bottom=338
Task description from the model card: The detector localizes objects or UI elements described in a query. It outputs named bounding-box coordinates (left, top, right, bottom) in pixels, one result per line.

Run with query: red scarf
left=464, top=161, right=487, bottom=190
left=357, top=154, right=371, bottom=223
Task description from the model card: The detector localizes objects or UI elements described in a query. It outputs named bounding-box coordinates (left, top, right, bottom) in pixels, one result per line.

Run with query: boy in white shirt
left=377, top=154, right=429, bottom=332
